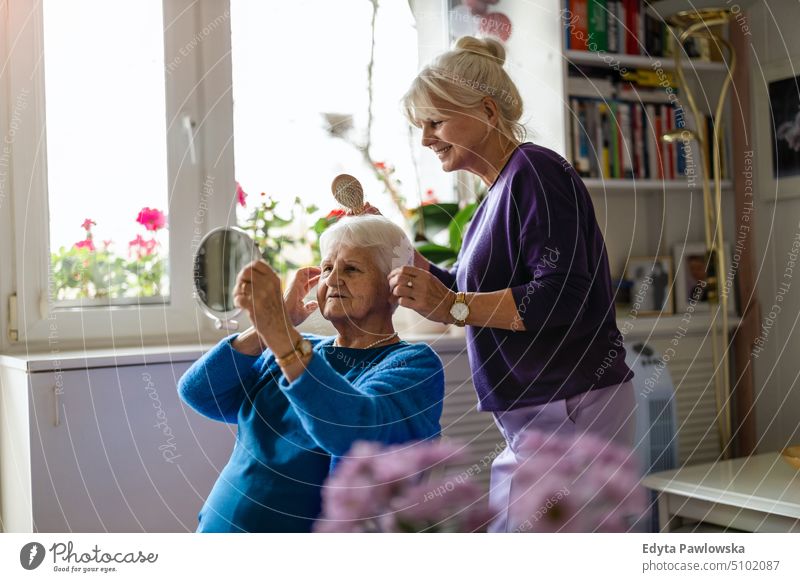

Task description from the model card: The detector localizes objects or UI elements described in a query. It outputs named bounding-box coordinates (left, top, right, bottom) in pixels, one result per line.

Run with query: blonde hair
left=319, top=215, right=414, bottom=276
left=402, top=36, right=525, bottom=143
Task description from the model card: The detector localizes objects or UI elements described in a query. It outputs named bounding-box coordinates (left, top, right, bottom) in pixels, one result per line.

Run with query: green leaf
left=410, top=203, right=459, bottom=238
left=414, top=241, right=457, bottom=265
left=448, top=202, right=478, bottom=253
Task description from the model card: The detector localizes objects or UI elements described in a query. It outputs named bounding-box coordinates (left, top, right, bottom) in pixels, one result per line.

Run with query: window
left=2, top=0, right=449, bottom=347
left=4, top=0, right=229, bottom=346
left=43, top=0, right=170, bottom=306
left=229, top=0, right=451, bottom=268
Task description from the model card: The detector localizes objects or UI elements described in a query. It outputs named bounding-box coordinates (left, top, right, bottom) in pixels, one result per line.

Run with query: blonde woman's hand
left=346, top=202, right=382, bottom=216
left=388, top=265, right=455, bottom=324
left=284, top=266, right=321, bottom=326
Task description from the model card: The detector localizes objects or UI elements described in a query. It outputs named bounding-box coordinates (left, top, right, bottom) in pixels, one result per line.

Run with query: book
left=569, top=0, right=590, bottom=51
left=624, top=0, right=639, bottom=55
left=606, top=0, right=619, bottom=54
left=588, top=1, right=608, bottom=52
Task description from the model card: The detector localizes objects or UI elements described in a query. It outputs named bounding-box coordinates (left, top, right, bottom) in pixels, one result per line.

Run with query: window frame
left=2, top=0, right=237, bottom=349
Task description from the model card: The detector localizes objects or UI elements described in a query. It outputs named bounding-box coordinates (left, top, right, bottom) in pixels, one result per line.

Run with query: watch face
left=450, top=302, right=469, bottom=321
left=299, top=339, right=313, bottom=356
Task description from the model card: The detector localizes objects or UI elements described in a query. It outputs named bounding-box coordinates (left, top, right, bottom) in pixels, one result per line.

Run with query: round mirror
left=193, top=226, right=262, bottom=330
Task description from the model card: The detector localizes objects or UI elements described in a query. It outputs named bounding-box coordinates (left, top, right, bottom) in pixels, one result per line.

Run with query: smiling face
left=418, top=96, right=496, bottom=174
left=317, top=244, right=393, bottom=327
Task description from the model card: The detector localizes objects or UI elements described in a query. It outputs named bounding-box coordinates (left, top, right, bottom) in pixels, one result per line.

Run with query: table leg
left=657, top=493, right=683, bottom=532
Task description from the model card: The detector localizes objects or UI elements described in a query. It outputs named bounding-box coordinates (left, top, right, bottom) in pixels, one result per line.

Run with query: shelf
left=583, top=179, right=733, bottom=191
left=565, top=49, right=728, bottom=72
left=615, top=313, right=741, bottom=339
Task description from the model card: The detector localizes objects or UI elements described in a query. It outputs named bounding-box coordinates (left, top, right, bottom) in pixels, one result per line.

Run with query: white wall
left=504, top=0, right=566, bottom=155
left=747, top=2, right=800, bottom=453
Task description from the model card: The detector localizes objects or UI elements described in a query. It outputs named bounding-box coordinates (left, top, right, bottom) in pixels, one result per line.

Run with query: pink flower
left=81, top=218, right=96, bottom=231
left=128, top=234, right=157, bottom=259
left=235, top=182, right=247, bottom=207
left=73, top=239, right=95, bottom=251
left=136, top=207, right=167, bottom=231
left=506, top=430, right=646, bottom=533
left=314, top=440, right=483, bottom=533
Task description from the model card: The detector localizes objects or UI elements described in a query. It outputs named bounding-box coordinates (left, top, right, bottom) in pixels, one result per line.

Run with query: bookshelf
left=560, top=1, right=737, bottom=307
left=564, top=49, right=728, bottom=73
left=560, top=1, right=755, bottom=461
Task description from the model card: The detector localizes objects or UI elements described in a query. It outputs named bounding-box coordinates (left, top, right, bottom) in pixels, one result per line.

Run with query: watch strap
left=275, top=336, right=311, bottom=366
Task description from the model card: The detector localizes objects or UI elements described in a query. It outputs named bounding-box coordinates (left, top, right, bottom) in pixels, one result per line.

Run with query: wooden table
left=642, top=453, right=800, bottom=532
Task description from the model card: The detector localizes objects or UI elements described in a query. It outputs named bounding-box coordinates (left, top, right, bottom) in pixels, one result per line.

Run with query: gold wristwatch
left=449, top=291, right=470, bottom=327
left=275, top=336, right=313, bottom=366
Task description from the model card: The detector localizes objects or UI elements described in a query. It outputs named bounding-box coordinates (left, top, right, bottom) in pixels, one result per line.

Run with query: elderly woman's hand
left=388, top=265, right=456, bottom=324
left=234, top=260, right=293, bottom=344
left=284, top=266, right=320, bottom=326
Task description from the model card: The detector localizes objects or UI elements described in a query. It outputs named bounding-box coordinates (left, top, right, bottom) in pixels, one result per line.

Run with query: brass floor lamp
left=650, top=0, right=754, bottom=460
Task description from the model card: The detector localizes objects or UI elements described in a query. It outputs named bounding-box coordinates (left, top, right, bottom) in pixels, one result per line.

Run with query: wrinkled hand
left=233, top=260, right=291, bottom=343
left=388, top=265, right=455, bottom=324
left=284, top=266, right=321, bottom=326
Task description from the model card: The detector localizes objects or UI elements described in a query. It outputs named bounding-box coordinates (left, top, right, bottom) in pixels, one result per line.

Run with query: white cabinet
left=0, top=348, right=235, bottom=532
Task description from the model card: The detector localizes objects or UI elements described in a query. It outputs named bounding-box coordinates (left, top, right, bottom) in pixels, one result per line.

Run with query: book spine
left=633, top=103, right=643, bottom=178
left=619, top=102, right=634, bottom=179
left=675, top=104, right=686, bottom=178
left=625, top=0, right=639, bottom=55
left=599, top=102, right=611, bottom=178
left=607, top=0, right=618, bottom=54
left=588, top=0, right=607, bottom=52
left=647, top=104, right=661, bottom=179
left=610, top=101, right=621, bottom=178
left=586, top=100, right=596, bottom=178
left=661, top=104, right=674, bottom=180
left=576, top=100, right=591, bottom=176
left=569, top=0, right=590, bottom=51
left=571, top=97, right=580, bottom=169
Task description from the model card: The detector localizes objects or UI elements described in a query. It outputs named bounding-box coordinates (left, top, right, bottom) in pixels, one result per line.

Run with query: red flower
left=373, top=161, right=387, bottom=170
left=325, top=208, right=346, bottom=221
left=136, top=207, right=167, bottom=231
left=81, top=218, right=96, bottom=231
left=73, top=239, right=96, bottom=252
left=235, top=182, right=248, bottom=207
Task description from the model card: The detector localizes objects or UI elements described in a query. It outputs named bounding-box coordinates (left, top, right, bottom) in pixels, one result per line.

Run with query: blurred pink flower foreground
left=315, top=440, right=491, bottom=533
left=316, top=431, right=646, bottom=533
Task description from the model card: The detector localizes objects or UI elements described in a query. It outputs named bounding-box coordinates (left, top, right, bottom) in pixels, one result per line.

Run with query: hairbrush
left=331, top=174, right=365, bottom=214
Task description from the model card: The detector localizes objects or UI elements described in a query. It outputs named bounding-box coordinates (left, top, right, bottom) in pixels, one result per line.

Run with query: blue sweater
left=177, top=334, right=444, bottom=533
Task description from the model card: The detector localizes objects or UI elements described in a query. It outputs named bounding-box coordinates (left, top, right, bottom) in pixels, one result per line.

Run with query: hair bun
left=454, top=36, right=506, bottom=65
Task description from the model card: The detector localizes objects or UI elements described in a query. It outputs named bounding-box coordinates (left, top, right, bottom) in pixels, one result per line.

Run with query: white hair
left=319, top=215, right=414, bottom=275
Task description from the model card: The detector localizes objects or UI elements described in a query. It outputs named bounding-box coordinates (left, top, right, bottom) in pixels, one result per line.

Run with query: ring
left=406, top=281, right=414, bottom=288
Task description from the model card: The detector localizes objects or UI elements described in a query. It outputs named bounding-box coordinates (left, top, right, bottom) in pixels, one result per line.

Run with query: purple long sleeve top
left=429, top=143, right=634, bottom=411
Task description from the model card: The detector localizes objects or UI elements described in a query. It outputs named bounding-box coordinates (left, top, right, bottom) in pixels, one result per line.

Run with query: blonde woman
left=385, top=36, right=636, bottom=532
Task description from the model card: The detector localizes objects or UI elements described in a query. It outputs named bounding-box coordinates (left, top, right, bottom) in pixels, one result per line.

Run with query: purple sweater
left=430, top=143, right=634, bottom=411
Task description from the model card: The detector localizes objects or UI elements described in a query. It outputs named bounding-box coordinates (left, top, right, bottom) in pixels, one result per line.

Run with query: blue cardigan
left=177, top=334, right=444, bottom=532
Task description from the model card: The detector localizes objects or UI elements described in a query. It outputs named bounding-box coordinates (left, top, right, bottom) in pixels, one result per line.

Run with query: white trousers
left=488, top=381, right=636, bottom=533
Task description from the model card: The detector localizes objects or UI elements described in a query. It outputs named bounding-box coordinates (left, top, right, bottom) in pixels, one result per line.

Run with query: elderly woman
left=178, top=215, right=444, bottom=533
